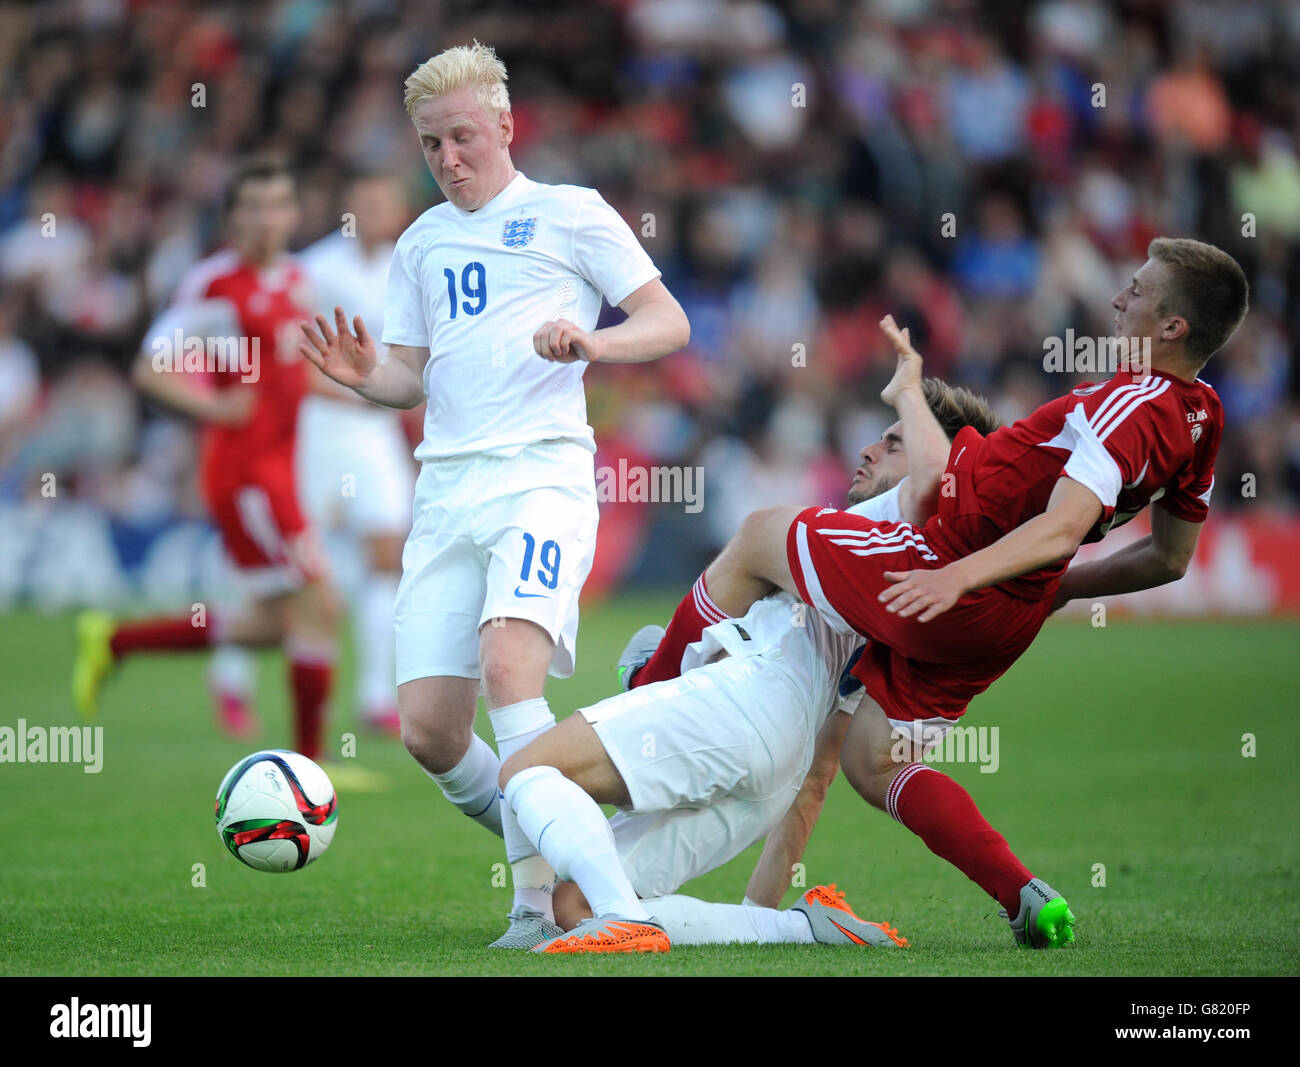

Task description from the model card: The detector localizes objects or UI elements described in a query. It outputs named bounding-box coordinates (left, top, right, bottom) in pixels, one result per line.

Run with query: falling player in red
left=622, top=237, right=1248, bottom=947
left=73, top=156, right=342, bottom=767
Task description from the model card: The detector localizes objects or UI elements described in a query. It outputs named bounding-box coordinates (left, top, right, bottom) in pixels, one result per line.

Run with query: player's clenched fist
left=299, top=306, right=378, bottom=387
left=533, top=318, right=603, bottom=363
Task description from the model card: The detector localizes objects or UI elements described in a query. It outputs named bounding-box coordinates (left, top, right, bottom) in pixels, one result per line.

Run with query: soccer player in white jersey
left=297, top=172, right=417, bottom=734
left=212, top=172, right=418, bottom=737
left=298, top=42, right=689, bottom=945
left=499, top=358, right=1003, bottom=953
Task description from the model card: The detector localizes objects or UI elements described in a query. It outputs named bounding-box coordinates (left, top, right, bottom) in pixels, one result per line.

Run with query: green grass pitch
left=1, top=600, right=1297, bottom=976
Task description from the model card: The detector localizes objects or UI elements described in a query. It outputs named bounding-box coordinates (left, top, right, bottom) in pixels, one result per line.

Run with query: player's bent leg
left=479, top=617, right=567, bottom=941
left=499, top=712, right=631, bottom=807
left=839, top=696, right=913, bottom=810
left=704, top=505, right=802, bottom=616
left=631, top=506, right=801, bottom=689
left=396, top=675, right=481, bottom=773
left=282, top=577, right=342, bottom=766
left=842, top=698, right=1074, bottom=948
left=503, top=755, right=656, bottom=950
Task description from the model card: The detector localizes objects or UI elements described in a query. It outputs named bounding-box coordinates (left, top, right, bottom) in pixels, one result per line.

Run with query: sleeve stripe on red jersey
left=792, top=521, right=855, bottom=636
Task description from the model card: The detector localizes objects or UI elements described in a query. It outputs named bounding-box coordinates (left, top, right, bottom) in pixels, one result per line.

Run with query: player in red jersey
left=622, top=237, right=1249, bottom=947
left=73, top=156, right=344, bottom=768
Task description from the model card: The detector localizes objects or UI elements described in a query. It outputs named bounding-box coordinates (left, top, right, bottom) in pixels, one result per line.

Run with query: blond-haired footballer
left=300, top=41, right=689, bottom=946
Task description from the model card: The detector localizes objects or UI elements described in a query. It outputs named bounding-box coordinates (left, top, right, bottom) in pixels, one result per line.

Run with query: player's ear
left=1162, top=313, right=1189, bottom=344
left=499, top=108, right=514, bottom=148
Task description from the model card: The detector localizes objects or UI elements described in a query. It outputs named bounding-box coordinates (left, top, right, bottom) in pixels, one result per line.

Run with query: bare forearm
left=895, top=385, right=952, bottom=524
left=951, top=510, right=1083, bottom=594
left=592, top=298, right=689, bottom=364
left=1057, top=536, right=1185, bottom=602
left=745, top=710, right=849, bottom=907
left=353, top=351, right=425, bottom=409
left=745, top=797, right=823, bottom=908
left=132, top=362, right=221, bottom=423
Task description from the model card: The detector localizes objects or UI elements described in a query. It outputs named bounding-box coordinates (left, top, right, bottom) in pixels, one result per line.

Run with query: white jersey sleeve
left=381, top=232, right=428, bottom=349
left=844, top=482, right=904, bottom=523
left=571, top=191, right=661, bottom=307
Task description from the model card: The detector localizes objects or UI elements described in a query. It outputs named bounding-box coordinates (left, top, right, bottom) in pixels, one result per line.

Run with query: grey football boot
left=616, top=624, right=666, bottom=690
left=488, top=906, right=565, bottom=949
left=1004, top=877, right=1076, bottom=949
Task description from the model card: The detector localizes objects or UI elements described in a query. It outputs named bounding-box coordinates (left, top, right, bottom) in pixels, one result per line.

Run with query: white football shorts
left=297, top=396, right=416, bottom=536
left=394, top=437, right=598, bottom=683
left=579, top=639, right=836, bottom=896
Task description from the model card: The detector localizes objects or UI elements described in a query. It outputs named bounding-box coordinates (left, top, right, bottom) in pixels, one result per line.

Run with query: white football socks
left=489, top=698, right=559, bottom=918
left=427, top=733, right=503, bottom=837
left=505, top=764, right=649, bottom=921
left=357, top=573, right=400, bottom=716
left=209, top=644, right=255, bottom=700
left=642, top=895, right=814, bottom=945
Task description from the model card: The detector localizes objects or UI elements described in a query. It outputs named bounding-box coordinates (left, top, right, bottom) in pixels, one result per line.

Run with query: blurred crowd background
left=2, top=0, right=1299, bottom=590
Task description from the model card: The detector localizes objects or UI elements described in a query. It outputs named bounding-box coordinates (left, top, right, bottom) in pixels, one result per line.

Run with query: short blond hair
left=404, top=40, right=510, bottom=119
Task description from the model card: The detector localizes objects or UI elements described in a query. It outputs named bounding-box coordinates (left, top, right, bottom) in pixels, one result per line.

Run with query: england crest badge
left=502, top=216, right=537, bottom=248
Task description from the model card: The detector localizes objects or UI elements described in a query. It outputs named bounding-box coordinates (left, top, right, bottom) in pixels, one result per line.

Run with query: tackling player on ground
left=298, top=42, right=689, bottom=945
left=498, top=354, right=1001, bottom=953
left=621, top=237, right=1248, bottom=949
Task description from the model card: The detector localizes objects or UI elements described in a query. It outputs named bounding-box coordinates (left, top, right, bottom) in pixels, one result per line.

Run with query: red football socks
left=888, top=762, right=1032, bottom=917
left=287, top=649, right=333, bottom=763
left=110, top=617, right=212, bottom=658
left=631, top=572, right=729, bottom=688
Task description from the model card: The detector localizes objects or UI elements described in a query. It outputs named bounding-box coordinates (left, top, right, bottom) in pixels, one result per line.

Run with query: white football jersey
left=382, top=171, right=661, bottom=460
left=300, top=233, right=394, bottom=339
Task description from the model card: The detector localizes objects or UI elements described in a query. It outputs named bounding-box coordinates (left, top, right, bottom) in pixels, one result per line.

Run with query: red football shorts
left=787, top=506, right=1052, bottom=723
left=201, top=449, right=325, bottom=591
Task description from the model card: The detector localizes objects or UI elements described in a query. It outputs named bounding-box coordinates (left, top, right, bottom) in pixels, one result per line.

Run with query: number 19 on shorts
left=516, top=532, right=561, bottom=597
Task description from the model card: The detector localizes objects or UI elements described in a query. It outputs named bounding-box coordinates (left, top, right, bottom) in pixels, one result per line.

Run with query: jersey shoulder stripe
left=171, top=248, right=242, bottom=306
left=1094, top=377, right=1171, bottom=442
left=1087, top=375, right=1161, bottom=437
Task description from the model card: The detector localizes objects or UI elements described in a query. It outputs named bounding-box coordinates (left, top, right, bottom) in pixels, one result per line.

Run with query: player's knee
left=398, top=711, right=468, bottom=776
left=840, top=735, right=896, bottom=811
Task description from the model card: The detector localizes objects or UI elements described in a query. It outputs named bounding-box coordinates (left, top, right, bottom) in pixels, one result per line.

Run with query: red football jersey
left=163, top=249, right=314, bottom=471
left=924, top=368, right=1224, bottom=598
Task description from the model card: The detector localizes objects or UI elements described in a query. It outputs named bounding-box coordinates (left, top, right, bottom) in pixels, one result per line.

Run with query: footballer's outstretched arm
left=1053, top=507, right=1201, bottom=610
left=744, top=708, right=853, bottom=909
left=298, top=307, right=428, bottom=410
left=880, top=475, right=1104, bottom=622
left=878, top=316, right=951, bottom=526
left=534, top=278, right=689, bottom=364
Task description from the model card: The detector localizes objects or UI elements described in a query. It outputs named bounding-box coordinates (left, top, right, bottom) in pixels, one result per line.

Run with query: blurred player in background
left=73, top=156, right=347, bottom=777
left=299, top=42, right=690, bottom=945
left=210, top=172, right=418, bottom=740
